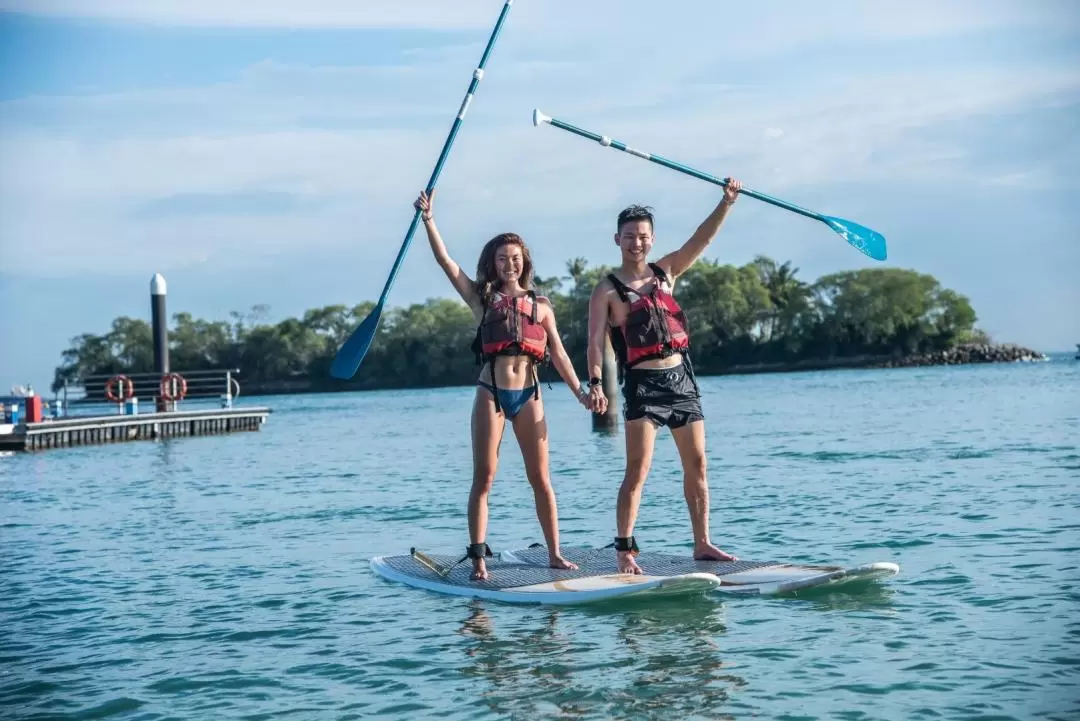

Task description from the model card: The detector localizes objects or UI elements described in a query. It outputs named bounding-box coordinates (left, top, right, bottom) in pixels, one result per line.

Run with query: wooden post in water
left=591, top=334, right=619, bottom=432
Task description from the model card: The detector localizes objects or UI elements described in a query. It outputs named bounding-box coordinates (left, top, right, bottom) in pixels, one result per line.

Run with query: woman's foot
left=471, top=557, right=489, bottom=581
left=549, top=554, right=578, bottom=571
left=693, top=542, right=738, bottom=562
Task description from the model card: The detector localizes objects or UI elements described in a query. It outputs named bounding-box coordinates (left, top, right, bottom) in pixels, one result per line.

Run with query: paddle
left=329, top=0, right=516, bottom=380
left=531, top=108, right=888, bottom=262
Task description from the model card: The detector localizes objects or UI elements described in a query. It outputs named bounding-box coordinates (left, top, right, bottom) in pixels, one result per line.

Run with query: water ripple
left=2, top=362, right=1078, bottom=719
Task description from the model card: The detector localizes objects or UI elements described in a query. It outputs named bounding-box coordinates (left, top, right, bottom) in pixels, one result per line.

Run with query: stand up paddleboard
left=370, top=544, right=899, bottom=606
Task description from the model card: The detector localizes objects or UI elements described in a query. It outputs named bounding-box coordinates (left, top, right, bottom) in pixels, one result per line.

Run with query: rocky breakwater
left=874, top=343, right=1048, bottom=369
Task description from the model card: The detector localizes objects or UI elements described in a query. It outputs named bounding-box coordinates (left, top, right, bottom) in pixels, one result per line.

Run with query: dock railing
left=56, top=368, right=243, bottom=416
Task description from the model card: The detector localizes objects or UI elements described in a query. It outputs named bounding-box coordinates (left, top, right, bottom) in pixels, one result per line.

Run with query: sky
left=1, top=0, right=1078, bottom=392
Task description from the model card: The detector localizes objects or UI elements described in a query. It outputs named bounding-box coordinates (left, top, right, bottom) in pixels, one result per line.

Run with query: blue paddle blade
left=822, top=216, right=888, bottom=261
left=329, top=303, right=383, bottom=380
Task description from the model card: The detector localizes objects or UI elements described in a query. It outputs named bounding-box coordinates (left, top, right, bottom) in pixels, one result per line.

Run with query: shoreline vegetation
left=52, top=255, right=1047, bottom=397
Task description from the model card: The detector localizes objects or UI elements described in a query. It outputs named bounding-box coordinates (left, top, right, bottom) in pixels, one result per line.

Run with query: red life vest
left=607, top=264, right=690, bottom=370
left=473, top=290, right=549, bottom=365
left=471, top=290, right=550, bottom=415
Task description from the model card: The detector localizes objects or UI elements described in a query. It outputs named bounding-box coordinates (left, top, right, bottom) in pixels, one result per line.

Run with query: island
left=51, top=255, right=1047, bottom=396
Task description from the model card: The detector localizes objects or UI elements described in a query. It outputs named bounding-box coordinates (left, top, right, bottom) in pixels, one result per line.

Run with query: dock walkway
left=1, top=406, right=271, bottom=452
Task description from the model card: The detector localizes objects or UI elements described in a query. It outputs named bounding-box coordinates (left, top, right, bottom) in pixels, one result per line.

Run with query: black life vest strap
left=643, top=263, right=670, bottom=350
left=531, top=292, right=549, bottom=397
left=608, top=264, right=669, bottom=301
left=472, top=291, right=490, bottom=367
left=606, top=273, right=632, bottom=303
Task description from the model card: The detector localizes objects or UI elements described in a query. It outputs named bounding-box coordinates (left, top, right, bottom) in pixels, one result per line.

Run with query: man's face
left=615, top=220, right=653, bottom=262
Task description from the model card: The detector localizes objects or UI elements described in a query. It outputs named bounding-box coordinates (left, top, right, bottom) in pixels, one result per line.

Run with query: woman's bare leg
left=511, top=395, right=578, bottom=571
left=469, top=386, right=505, bottom=580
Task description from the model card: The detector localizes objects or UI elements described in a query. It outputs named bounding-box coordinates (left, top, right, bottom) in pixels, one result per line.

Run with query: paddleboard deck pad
left=370, top=544, right=899, bottom=605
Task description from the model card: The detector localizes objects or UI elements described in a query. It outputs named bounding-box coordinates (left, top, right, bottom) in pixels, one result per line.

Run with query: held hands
left=577, top=383, right=608, bottom=414
left=414, top=190, right=435, bottom=221
left=588, top=385, right=608, bottom=415
left=722, top=177, right=743, bottom=205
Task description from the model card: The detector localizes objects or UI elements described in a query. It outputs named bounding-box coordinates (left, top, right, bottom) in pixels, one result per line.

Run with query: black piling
left=151, top=273, right=169, bottom=412
left=592, top=335, right=620, bottom=432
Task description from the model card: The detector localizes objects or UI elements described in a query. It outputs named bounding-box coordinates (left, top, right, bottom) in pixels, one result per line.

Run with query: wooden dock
left=0, top=406, right=271, bottom=453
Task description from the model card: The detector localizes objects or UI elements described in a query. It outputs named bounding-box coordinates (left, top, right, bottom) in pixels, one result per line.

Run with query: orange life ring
left=160, top=373, right=188, bottom=401
left=105, top=374, right=135, bottom=402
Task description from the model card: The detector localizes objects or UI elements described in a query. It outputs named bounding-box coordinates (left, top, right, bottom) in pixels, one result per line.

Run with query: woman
left=415, top=189, right=607, bottom=581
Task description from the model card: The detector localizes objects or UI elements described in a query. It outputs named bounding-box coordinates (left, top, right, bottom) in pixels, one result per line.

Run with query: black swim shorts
left=622, top=360, right=704, bottom=429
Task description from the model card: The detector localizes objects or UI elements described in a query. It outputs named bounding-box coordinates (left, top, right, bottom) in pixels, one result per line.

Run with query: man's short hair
left=617, top=204, right=654, bottom=233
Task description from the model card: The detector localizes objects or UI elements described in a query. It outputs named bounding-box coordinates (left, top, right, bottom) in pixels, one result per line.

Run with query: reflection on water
left=155, top=438, right=177, bottom=468
left=458, top=596, right=747, bottom=720
left=795, top=583, right=900, bottom=613
left=756, top=579, right=901, bottom=613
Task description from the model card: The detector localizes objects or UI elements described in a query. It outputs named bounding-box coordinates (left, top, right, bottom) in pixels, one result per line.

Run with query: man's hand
left=588, top=385, right=608, bottom=415
left=722, top=177, right=742, bottom=205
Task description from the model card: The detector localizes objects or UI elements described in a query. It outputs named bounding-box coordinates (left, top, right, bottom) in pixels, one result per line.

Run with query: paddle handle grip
left=532, top=108, right=886, bottom=263
left=375, top=0, right=514, bottom=303
left=330, top=0, right=515, bottom=379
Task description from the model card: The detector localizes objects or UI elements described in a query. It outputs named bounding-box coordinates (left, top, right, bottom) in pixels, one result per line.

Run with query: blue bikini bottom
left=478, top=382, right=537, bottom=419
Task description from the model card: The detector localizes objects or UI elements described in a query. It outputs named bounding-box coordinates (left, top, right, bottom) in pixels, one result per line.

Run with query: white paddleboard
left=370, top=544, right=899, bottom=605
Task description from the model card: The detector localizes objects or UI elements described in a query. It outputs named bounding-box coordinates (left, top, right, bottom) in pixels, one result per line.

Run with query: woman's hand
left=414, top=190, right=435, bottom=220
left=573, top=381, right=608, bottom=414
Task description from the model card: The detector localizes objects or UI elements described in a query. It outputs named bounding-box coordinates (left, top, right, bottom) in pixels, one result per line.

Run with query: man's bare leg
left=616, top=417, right=657, bottom=574
left=670, top=420, right=738, bottom=561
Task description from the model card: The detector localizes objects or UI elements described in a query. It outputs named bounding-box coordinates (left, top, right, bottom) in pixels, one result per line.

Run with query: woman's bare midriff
left=477, top=355, right=539, bottom=389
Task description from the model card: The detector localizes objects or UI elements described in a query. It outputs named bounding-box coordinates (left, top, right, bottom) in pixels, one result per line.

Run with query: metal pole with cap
left=151, top=273, right=170, bottom=412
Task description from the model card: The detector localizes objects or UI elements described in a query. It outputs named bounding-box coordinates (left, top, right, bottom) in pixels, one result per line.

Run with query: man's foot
left=549, top=554, right=579, bottom=571
left=617, top=550, right=643, bottom=575
left=471, top=557, right=489, bottom=581
left=694, top=542, right=738, bottom=562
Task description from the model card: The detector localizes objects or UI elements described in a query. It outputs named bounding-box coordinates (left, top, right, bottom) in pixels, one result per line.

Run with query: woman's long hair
left=475, top=232, right=534, bottom=306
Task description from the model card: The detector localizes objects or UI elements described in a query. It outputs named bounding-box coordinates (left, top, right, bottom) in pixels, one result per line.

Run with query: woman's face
left=494, top=243, right=524, bottom=285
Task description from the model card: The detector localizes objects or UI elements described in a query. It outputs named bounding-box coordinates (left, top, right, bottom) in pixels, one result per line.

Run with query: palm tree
left=751, top=255, right=809, bottom=343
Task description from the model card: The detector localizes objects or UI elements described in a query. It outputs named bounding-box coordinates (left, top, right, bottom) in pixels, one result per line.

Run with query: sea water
left=2, top=357, right=1077, bottom=720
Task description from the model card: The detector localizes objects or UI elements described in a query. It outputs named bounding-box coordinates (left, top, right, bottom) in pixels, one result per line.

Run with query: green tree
left=50, top=256, right=989, bottom=393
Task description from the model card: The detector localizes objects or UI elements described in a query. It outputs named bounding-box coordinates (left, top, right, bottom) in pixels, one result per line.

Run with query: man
left=585, top=179, right=743, bottom=574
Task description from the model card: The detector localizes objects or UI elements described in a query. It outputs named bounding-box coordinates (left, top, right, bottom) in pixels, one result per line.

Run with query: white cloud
left=1, top=0, right=1077, bottom=278
left=984, top=171, right=1036, bottom=187
left=1, top=0, right=1069, bottom=37
left=0, top=0, right=508, bottom=29
left=3, top=62, right=1075, bottom=277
